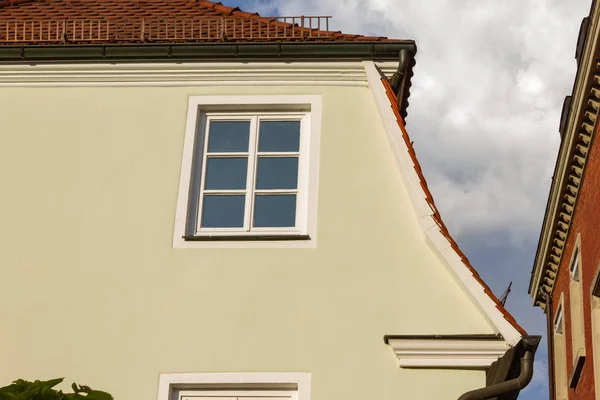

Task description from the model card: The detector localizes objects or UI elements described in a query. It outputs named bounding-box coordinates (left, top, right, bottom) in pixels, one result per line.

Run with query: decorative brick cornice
left=530, top=41, right=600, bottom=308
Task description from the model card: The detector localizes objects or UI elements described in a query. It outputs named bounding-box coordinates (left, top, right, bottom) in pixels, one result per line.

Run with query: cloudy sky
left=221, top=0, right=590, bottom=398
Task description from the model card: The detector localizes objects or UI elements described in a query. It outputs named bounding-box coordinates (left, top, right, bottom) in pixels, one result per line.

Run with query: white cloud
left=243, top=0, right=589, bottom=246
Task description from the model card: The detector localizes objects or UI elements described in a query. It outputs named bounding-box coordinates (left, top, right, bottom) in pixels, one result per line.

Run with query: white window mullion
left=203, top=189, right=247, bottom=194
left=203, top=152, right=250, bottom=157
left=254, top=189, right=298, bottom=195
left=244, top=116, right=259, bottom=231
left=257, top=151, right=301, bottom=157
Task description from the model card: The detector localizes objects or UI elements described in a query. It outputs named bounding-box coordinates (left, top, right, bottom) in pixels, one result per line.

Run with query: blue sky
left=220, top=0, right=592, bottom=398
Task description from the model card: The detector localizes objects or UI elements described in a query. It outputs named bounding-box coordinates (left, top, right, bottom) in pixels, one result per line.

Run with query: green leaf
left=0, top=379, right=112, bottom=400
left=68, top=384, right=112, bottom=400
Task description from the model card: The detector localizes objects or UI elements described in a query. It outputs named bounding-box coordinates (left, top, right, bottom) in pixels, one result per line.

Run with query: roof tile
left=0, top=0, right=410, bottom=45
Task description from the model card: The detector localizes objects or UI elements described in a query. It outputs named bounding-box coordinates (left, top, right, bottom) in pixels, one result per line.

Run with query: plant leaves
left=0, top=379, right=112, bottom=400
left=68, top=384, right=112, bottom=400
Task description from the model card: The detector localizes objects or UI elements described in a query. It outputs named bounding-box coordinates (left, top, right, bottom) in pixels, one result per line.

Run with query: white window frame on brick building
left=554, top=294, right=569, bottom=400
left=590, top=263, right=600, bottom=399
left=568, top=234, right=586, bottom=390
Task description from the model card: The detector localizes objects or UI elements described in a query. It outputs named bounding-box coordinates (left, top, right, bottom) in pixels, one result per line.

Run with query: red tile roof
left=0, top=0, right=411, bottom=44
left=381, top=77, right=527, bottom=337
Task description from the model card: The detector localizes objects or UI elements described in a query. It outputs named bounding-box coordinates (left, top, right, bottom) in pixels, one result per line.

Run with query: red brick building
left=530, top=2, right=600, bottom=399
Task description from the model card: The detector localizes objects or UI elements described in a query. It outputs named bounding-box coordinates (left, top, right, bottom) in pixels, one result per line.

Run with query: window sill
left=183, top=234, right=311, bottom=242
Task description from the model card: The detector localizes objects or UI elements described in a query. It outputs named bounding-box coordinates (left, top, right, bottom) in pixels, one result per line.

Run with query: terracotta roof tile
left=0, top=0, right=412, bottom=45
left=380, top=77, right=527, bottom=337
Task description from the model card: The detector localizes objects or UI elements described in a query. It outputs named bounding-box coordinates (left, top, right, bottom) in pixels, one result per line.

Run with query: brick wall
left=551, top=119, right=600, bottom=400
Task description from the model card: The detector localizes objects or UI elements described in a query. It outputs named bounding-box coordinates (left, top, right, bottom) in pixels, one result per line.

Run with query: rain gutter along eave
left=0, top=41, right=417, bottom=63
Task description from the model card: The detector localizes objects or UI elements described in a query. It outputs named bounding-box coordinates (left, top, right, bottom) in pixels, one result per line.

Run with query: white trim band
left=0, top=61, right=369, bottom=87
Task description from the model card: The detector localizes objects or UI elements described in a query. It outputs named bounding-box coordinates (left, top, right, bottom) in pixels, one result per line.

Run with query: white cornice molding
left=385, top=337, right=510, bottom=369
left=0, top=61, right=368, bottom=86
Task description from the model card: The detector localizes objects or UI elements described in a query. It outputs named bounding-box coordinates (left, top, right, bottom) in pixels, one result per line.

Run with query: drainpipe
left=388, top=48, right=410, bottom=108
left=457, top=336, right=541, bottom=400
left=544, top=292, right=556, bottom=400
left=389, top=49, right=409, bottom=91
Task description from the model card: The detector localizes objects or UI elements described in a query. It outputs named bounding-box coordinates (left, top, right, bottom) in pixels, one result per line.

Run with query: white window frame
left=555, top=302, right=564, bottom=334
left=590, top=262, right=600, bottom=400
left=554, top=293, right=569, bottom=400
left=157, top=372, right=311, bottom=400
left=571, top=248, right=580, bottom=282
left=177, top=389, right=297, bottom=400
left=568, top=235, right=586, bottom=361
left=196, top=112, right=309, bottom=236
left=173, top=95, right=322, bottom=249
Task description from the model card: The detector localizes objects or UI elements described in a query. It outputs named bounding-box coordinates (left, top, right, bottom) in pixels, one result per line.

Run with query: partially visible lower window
left=177, top=389, right=296, bottom=400
left=157, top=373, right=310, bottom=400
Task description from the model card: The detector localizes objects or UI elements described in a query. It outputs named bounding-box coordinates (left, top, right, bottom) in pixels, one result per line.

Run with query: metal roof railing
left=0, top=16, right=333, bottom=43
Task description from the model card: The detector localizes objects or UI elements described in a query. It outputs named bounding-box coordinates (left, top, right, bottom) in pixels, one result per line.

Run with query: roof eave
left=0, top=41, right=416, bottom=63
left=0, top=40, right=417, bottom=123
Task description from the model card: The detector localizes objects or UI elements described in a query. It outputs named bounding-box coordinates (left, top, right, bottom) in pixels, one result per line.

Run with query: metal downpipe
left=389, top=48, right=409, bottom=94
left=544, top=293, right=556, bottom=400
left=457, top=336, right=541, bottom=400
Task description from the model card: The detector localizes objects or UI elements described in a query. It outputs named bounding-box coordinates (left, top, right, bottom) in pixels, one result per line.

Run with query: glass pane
left=255, top=157, right=298, bottom=190
left=207, top=121, right=250, bottom=153
left=201, top=195, right=245, bottom=228
left=204, top=157, right=248, bottom=190
left=258, top=121, right=301, bottom=152
left=253, top=194, right=297, bottom=227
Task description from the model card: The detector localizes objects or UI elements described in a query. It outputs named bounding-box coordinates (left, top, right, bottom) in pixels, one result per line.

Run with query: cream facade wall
left=1, top=79, right=494, bottom=399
